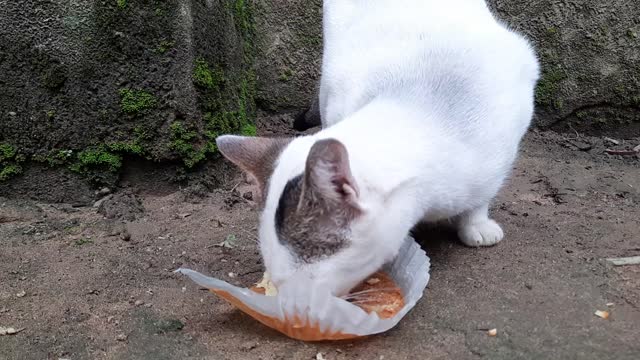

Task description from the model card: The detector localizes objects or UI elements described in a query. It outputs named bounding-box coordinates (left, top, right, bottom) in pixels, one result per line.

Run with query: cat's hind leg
left=456, top=204, right=504, bottom=247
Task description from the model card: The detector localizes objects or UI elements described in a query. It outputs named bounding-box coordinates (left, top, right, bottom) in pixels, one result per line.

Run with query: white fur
left=260, top=0, right=539, bottom=295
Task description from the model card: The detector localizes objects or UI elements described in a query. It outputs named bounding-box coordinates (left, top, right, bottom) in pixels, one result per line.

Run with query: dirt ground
left=1, top=121, right=639, bottom=360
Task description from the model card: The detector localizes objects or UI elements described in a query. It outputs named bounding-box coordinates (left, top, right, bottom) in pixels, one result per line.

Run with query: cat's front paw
left=458, top=219, right=504, bottom=247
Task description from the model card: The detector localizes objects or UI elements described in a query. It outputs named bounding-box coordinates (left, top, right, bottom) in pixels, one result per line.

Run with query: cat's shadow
left=410, top=221, right=464, bottom=267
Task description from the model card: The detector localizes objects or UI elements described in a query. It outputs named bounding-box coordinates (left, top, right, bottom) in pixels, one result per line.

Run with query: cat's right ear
left=301, top=138, right=361, bottom=213
left=216, top=135, right=291, bottom=199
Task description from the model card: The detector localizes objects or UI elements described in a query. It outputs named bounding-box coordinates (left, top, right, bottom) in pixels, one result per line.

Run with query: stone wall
left=0, top=0, right=256, bottom=187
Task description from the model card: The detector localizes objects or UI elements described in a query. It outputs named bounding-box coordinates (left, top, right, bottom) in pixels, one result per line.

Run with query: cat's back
left=322, top=0, right=539, bottom=130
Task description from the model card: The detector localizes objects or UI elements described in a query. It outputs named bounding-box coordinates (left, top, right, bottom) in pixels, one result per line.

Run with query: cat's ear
left=216, top=135, right=291, bottom=198
left=302, top=138, right=360, bottom=211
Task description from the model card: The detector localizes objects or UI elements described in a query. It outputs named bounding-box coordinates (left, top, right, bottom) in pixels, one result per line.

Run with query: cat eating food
left=216, top=0, right=539, bottom=297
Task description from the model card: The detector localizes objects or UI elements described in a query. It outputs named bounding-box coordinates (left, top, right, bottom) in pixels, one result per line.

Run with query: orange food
left=347, top=271, right=404, bottom=319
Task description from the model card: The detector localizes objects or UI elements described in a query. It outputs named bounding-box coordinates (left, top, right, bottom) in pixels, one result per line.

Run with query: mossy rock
left=0, top=0, right=259, bottom=188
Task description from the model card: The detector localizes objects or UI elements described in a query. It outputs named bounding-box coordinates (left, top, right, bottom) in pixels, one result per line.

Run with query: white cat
left=217, top=0, right=539, bottom=296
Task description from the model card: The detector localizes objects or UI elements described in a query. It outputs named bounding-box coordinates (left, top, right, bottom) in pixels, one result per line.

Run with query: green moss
left=241, top=123, right=257, bottom=136
left=33, top=149, right=74, bottom=167
left=0, top=164, right=22, bottom=181
left=0, top=143, right=23, bottom=182
left=117, top=0, right=127, bottom=10
left=627, top=29, right=638, bottom=39
left=278, top=68, right=294, bottom=82
left=168, top=0, right=257, bottom=169
left=156, top=40, right=175, bottom=54
left=193, top=58, right=224, bottom=89
left=46, top=110, right=56, bottom=119
left=71, top=147, right=122, bottom=174
left=232, top=0, right=254, bottom=34
left=119, top=88, right=157, bottom=115
left=535, top=67, right=568, bottom=107
left=169, top=121, right=207, bottom=168
left=107, top=142, right=144, bottom=156
left=0, top=143, right=17, bottom=163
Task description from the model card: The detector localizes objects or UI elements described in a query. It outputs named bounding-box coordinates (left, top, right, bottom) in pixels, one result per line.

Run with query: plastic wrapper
left=175, top=236, right=430, bottom=341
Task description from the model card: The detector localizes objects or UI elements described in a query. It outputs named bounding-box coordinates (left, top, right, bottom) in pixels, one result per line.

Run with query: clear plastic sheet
left=176, top=236, right=430, bottom=341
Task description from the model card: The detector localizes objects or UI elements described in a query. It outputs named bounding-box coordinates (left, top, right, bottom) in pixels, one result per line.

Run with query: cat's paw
left=458, top=219, right=504, bottom=247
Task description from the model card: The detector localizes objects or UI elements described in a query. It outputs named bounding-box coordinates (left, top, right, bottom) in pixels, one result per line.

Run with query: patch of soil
left=0, top=129, right=639, bottom=359
left=0, top=163, right=94, bottom=205
left=96, top=191, right=145, bottom=221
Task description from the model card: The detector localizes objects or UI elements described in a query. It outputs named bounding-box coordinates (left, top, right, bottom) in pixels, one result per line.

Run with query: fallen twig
left=604, top=149, right=639, bottom=156
left=606, top=256, right=640, bottom=266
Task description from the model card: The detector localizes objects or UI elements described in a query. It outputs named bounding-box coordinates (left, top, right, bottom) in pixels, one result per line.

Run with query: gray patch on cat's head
left=274, top=174, right=351, bottom=263
left=273, top=138, right=360, bottom=263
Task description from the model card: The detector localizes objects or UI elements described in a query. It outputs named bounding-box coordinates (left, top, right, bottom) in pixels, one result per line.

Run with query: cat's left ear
left=216, top=135, right=291, bottom=199
left=302, top=138, right=360, bottom=211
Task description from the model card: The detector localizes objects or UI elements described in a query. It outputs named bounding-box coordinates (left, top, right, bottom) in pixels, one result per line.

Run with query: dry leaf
left=487, top=328, right=497, bottom=337
left=606, top=302, right=614, bottom=307
left=594, top=310, right=609, bottom=319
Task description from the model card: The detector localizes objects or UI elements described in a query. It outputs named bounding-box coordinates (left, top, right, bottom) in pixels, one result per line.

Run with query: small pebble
left=243, top=191, right=253, bottom=201
left=134, top=300, right=144, bottom=307
left=121, top=231, right=131, bottom=242
left=16, top=291, right=26, bottom=298
left=96, top=187, right=111, bottom=197
left=228, top=272, right=236, bottom=278
left=116, top=333, right=127, bottom=341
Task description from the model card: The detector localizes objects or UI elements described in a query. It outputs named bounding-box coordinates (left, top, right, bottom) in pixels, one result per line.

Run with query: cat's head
left=216, top=135, right=389, bottom=295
